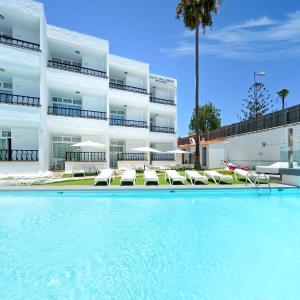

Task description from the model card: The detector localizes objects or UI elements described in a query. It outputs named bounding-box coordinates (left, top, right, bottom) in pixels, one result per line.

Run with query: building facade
left=0, top=0, right=177, bottom=175
left=178, top=105, right=300, bottom=169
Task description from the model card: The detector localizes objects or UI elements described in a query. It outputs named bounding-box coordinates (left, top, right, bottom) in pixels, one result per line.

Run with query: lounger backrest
left=101, top=169, right=113, bottom=177
left=234, top=168, right=248, bottom=177
left=187, top=170, right=199, bottom=176
left=123, top=170, right=136, bottom=177
left=206, top=170, right=220, bottom=176
left=145, top=170, right=156, bottom=177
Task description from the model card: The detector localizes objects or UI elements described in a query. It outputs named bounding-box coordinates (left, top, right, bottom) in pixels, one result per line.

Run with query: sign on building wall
left=150, top=75, right=176, bottom=86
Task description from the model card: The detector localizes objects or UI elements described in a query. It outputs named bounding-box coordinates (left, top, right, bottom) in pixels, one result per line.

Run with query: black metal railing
left=0, top=150, right=38, bottom=161
left=66, top=152, right=106, bottom=161
left=151, top=153, right=175, bottom=161
left=150, top=125, right=175, bottom=134
left=110, top=118, right=148, bottom=128
left=0, top=35, right=40, bottom=51
left=150, top=96, right=175, bottom=106
left=0, top=93, right=40, bottom=107
left=118, top=153, right=146, bottom=161
left=48, top=106, right=107, bottom=120
left=178, top=104, right=300, bottom=143
left=48, top=60, right=107, bottom=78
left=109, top=82, right=148, bottom=94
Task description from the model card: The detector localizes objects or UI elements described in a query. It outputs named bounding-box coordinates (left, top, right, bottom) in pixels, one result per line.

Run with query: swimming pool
left=0, top=188, right=300, bottom=299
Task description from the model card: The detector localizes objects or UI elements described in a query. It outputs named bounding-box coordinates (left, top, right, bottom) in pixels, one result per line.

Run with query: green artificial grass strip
left=34, top=170, right=254, bottom=186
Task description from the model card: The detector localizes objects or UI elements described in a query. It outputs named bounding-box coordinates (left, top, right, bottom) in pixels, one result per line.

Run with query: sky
left=39, top=0, right=300, bottom=137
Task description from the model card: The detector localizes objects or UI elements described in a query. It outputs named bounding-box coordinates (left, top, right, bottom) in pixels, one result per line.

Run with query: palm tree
left=176, top=0, right=222, bottom=170
left=277, top=89, right=289, bottom=110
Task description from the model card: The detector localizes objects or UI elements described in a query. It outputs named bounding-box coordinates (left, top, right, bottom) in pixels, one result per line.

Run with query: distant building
left=178, top=105, right=300, bottom=169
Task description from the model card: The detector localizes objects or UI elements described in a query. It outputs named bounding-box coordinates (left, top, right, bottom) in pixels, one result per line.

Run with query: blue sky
left=40, top=0, right=300, bottom=137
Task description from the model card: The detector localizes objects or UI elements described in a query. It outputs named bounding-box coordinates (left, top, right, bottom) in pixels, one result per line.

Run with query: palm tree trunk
left=194, top=22, right=201, bottom=170
left=282, top=97, right=285, bottom=110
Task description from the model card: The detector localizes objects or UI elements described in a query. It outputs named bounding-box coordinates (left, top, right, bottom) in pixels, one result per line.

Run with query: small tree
left=277, top=89, right=289, bottom=110
left=239, top=83, right=273, bottom=120
left=189, top=102, right=221, bottom=132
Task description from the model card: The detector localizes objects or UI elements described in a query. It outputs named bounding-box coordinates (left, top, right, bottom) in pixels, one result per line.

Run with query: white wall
left=82, top=95, right=107, bottom=112
left=13, top=77, right=39, bottom=97
left=227, top=125, right=300, bottom=167
left=11, top=128, right=38, bottom=149
left=13, top=26, right=39, bottom=44
left=207, top=143, right=226, bottom=169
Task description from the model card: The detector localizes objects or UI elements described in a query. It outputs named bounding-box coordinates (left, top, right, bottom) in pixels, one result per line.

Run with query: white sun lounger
left=72, top=167, right=85, bottom=177
left=185, top=170, right=208, bottom=185
left=204, top=170, right=233, bottom=184
left=234, top=168, right=270, bottom=186
left=94, top=169, right=114, bottom=185
left=256, top=162, right=299, bottom=175
left=165, top=170, right=185, bottom=185
left=120, top=170, right=136, bottom=185
left=144, top=170, right=159, bottom=185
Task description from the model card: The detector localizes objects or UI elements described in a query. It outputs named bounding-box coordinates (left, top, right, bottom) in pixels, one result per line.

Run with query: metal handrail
left=109, top=82, right=148, bottom=94
left=150, top=125, right=175, bottom=134
left=0, top=92, right=40, bottom=107
left=66, top=152, right=106, bottom=161
left=151, top=153, right=175, bottom=161
left=0, top=149, right=39, bottom=161
left=109, top=118, right=148, bottom=128
left=118, top=153, right=146, bottom=161
left=48, top=106, right=107, bottom=120
left=150, top=96, right=175, bottom=106
left=0, top=35, right=40, bottom=51
left=48, top=60, right=107, bottom=78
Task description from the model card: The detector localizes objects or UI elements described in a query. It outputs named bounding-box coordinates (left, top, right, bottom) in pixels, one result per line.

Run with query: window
left=0, top=130, right=11, bottom=150
left=110, top=109, right=125, bottom=119
left=52, top=57, right=81, bottom=67
left=51, top=136, right=81, bottom=170
left=110, top=78, right=124, bottom=85
left=0, top=81, right=13, bottom=94
left=52, top=96, right=82, bottom=116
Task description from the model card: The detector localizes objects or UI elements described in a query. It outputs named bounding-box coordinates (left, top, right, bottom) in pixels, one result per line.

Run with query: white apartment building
left=0, top=0, right=177, bottom=175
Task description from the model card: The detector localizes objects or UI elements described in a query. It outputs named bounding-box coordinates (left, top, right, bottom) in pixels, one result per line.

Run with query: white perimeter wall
left=227, top=124, right=300, bottom=167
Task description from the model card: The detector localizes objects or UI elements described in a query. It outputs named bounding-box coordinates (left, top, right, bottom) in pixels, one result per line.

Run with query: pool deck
left=0, top=183, right=294, bottom=191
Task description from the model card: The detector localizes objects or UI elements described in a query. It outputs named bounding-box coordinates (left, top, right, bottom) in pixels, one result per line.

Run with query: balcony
left=0, top=35, right=40, bottom=52
left=151, top=153, right=175, bottom=161
left=66, top=152, right=106, bottom=161
left=48, top=106, right=107, bottom=120
left=0, top=150, right=38, bottom=161
left=150, top=125, right=175, bottom=134
left=109, top=118, right=148, bottom=128
left=109, top=82, right=147, bottom=94
left=118, top=153, right=146, bottom=161
left=48, top=60, right=107, bottom=79
left=0, top=93, right=40, bottom=107
left=150, top=96, right=175, bottom=106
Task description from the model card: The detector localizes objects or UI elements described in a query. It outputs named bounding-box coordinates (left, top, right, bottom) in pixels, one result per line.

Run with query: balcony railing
left=0, top=150, right=38, bottom=161
left=66, top=152, right=106, bottom=161
left=150, top=96, right=175, bottom=106
left=48, top=60, right=107, bottom=78
left=0, top=35, right=40, bottom=51
left=150, top=125, right=176, bottom=134
left=109, top=118, right=148, bottom=128
left=109, top=82, right=148, bottom=94
left=48, top=106, right=107, bottom=120
left=118, top=153, right=146, bottom=161
left=0, top=93, right=40, bottom=107
left=151, top=153, right=175, bottom=161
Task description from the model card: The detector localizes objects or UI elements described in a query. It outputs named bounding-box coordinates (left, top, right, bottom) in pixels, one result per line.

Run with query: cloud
left=161, top=12, right=300, bottom=60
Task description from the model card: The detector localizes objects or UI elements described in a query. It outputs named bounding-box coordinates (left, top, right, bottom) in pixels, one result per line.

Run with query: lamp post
left=253, top=71, right=266, bottom=118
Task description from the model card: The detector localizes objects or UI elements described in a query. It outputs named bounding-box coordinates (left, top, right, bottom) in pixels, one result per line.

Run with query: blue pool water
left=1, top=189, right=300, bottom=299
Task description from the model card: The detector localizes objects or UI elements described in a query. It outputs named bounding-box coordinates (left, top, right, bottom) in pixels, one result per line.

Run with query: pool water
left=1, top=189, right=300, bottom=299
